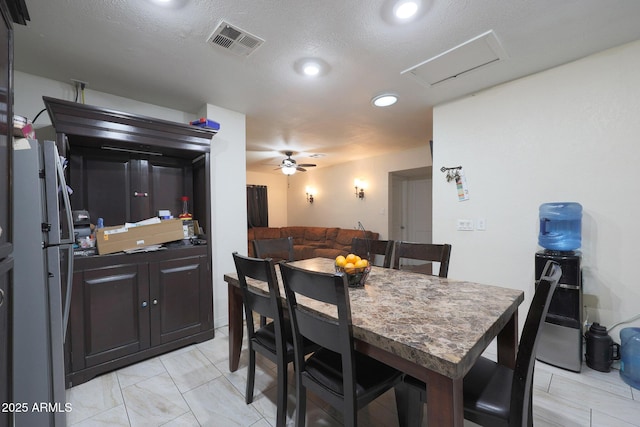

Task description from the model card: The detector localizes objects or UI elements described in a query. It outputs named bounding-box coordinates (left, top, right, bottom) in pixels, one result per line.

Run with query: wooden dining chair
left=392, top=241, right=452, bottom=277
left=462, top=260, right=561, bottom=427
left=252, top=236, right=295, bottom=263
left=399, top=260, right=562, bottom=427
left=231, top=252, right=317, bottom=427
left=280, top=263, right=416, bottom=427
left=350, top=237, right=394, bottom=268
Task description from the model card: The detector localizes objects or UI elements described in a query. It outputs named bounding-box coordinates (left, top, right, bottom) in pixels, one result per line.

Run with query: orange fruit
left=354, top=259, right=367, bottom=269
left=335, top=255, right=346, bottom=267
left=344, top=262, right=356, bottom=274
left=345, top=253, right=358, bottom=264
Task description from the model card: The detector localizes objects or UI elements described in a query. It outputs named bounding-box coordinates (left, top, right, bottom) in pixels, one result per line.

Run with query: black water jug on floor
left=585, top=322, right=620, bottom=372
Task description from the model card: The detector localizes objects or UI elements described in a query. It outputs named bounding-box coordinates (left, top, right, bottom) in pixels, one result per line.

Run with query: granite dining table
left=224, top=257, right=524, bottom=427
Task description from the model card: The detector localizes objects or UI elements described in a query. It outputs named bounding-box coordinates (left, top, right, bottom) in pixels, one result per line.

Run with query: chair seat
left=462, top=356, right=513, bottom=426
left=253, top=321, right=317, bottom=359
left=304, top=348, right=401, bottom=402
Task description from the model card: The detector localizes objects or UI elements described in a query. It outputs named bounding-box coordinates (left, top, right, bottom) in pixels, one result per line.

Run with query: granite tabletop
left=225, top=257, right=524, bottom=379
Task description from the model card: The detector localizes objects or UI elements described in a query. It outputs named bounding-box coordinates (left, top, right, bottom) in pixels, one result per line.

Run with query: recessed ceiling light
left=294, top=58, right=330, bottom=77
left=303, top=63, right=321, bottom=76
left=394, top=0, right=419, bottom=19
left=371, top=94, right=398, bottom=107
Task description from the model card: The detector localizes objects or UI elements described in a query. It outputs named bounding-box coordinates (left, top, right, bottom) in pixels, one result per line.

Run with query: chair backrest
left=392, top=241, right=452, bottom=277
left=510, top=260, right=561, bottom=426
left=279, top=263, right=358, bottom=399
left=232, top=252, right=286, bottom=343
left=351, top=237, right=394, bottom=268
left=252, top=237, right=295, bottom=262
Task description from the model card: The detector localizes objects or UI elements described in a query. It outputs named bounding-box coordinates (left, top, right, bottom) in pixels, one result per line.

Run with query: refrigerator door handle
left=62, top=244, right=73, bottom=341
left=43, top=140, right=75, bottom=246
left=55, top=148, right=75, bottom=246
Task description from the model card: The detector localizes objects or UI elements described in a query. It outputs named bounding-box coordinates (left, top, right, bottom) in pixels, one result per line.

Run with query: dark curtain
left=247, top=185, right=268, bottom=228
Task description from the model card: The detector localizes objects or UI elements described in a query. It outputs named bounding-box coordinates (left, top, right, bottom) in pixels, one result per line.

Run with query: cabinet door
left=70, top=148, right=134, bottom=226
left=147, top=156, right=193, bottom=219
left=148, top=255, right=211, bottom=346
left=71, top=263, right=150, bottom=369
left=70, top=148, right=194, bottom=224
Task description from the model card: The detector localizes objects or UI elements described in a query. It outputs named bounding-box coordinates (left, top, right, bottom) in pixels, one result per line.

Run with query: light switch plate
left=457, top=219, right=474, bottom=231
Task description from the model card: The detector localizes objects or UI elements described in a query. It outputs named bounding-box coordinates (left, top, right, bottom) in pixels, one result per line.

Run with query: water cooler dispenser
left=535, top=202, right=583, bottom=372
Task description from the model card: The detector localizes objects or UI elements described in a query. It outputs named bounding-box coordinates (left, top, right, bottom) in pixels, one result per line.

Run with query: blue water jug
left=538, top=202, right=582, bottom=251
left=620, top=327, right=640, bottom=390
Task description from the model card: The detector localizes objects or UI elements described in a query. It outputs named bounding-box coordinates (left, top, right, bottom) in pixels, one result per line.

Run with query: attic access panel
left=402, top=30, right=507, bottom=87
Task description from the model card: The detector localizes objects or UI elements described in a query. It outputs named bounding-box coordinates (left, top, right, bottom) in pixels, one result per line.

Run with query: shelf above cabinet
left=43, top=96, right=217, bottom=159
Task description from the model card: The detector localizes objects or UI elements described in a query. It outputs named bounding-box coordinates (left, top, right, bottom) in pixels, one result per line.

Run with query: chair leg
left=275, top=356, right=288, bottom=427
left=395, top=381, right=425, bottom=427
left=295, top=381, right=306, bottom=427
left=246, top=347, right=256, bottom=404
left=344, top=404, right=357, bottom=427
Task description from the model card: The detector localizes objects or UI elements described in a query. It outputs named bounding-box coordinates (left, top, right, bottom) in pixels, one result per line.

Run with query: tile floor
left=66, top=326, right=640, bottom=426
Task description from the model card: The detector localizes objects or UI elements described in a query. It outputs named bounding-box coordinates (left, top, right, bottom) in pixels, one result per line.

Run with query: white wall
left=200, top=104, right=247, bottom=328
left=433, top=40, right=640, bottom=335
left=14, top=71, right=193, bottom=125
left=14, top=71, right=247, bottom=329
left=286, top=145, right=431, bottom=238
left=246, top=171, right=288, bottom=227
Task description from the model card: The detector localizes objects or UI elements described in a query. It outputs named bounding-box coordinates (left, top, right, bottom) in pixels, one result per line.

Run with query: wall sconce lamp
left=305, top=187, right=315, bottom=204
left=354, top=179, right=366, bottom=199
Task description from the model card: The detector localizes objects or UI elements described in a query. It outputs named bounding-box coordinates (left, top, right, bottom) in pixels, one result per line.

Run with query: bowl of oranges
left=335, top=253, right=371, bottom=288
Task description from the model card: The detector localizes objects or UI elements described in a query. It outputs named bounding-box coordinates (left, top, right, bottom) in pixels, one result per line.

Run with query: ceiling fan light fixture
left=372, top=94, right=398, bottom=107
left=282, top=165, right=297, bottom=175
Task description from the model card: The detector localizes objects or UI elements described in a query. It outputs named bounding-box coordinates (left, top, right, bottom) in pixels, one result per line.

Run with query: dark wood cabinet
left=43, top=96, right=214, bottom=237
left=69, top=146, right=196, bottom=225
left=149, top=254, right=210, bottom=346
left=0, top=257, right=12, bottom=427
left=71, top=261, right=149, bottom=370
left=0, top=1, right=14, bottom=424
left=42, top=97, right=217, bottom=388
left=68, top=246, right=212, bottom=387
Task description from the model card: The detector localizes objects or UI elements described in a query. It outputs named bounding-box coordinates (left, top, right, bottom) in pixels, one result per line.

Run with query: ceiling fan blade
left=296, top=167, right=307, bottom=172
left=297, top=163, right=316, bottom=167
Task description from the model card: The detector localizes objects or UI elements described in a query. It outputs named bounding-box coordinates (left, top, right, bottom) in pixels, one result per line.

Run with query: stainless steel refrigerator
left=12, top=138, right=74, bottom=426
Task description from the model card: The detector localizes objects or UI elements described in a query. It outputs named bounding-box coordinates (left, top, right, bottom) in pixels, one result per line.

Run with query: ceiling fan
left=275, top=151, right=316, bottom=175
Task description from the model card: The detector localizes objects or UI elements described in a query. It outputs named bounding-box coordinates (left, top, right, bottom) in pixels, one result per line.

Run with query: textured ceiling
left=13, top=0, right=640, bottom=173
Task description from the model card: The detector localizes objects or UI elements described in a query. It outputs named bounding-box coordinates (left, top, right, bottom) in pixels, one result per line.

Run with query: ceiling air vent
left=207, top=21, right=264, bottom=57
left=402, top=30, right=507, bottom=87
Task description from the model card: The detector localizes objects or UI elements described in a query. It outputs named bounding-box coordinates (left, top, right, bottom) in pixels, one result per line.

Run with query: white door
left=389, top=167, right=432, bottom=243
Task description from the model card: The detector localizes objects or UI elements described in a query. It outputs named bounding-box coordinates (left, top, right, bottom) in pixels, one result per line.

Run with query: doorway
left=389, top=167, right=432, bottom=243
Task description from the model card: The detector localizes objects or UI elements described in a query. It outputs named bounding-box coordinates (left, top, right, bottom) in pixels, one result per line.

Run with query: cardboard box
left=96, top=219, right=184, bottom=255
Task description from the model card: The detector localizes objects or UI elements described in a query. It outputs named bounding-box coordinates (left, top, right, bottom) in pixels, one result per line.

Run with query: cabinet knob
left=152, top=299, right=158, bottom=305
left=141, top=301, right=148, bottom=308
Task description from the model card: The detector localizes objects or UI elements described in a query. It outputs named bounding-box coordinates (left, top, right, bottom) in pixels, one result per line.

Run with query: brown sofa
left=248, top=226, right=379, bottom=260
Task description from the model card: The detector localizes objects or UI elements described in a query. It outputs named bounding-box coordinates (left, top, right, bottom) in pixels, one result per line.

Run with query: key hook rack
left=440, top=166, right=462, bottom=182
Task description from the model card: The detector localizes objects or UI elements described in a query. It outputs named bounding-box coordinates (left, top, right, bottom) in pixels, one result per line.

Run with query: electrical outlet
left=456, top=219, right=474, bottom=231
left=476, top=218, right=486, bottom=231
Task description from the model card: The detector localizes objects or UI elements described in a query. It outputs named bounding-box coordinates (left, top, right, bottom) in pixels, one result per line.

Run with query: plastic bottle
left=179, top=196, right=192, bottom=219
left=538, top=202, right=582, bottom=251
left=620, top=327, right=640, bottom=390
